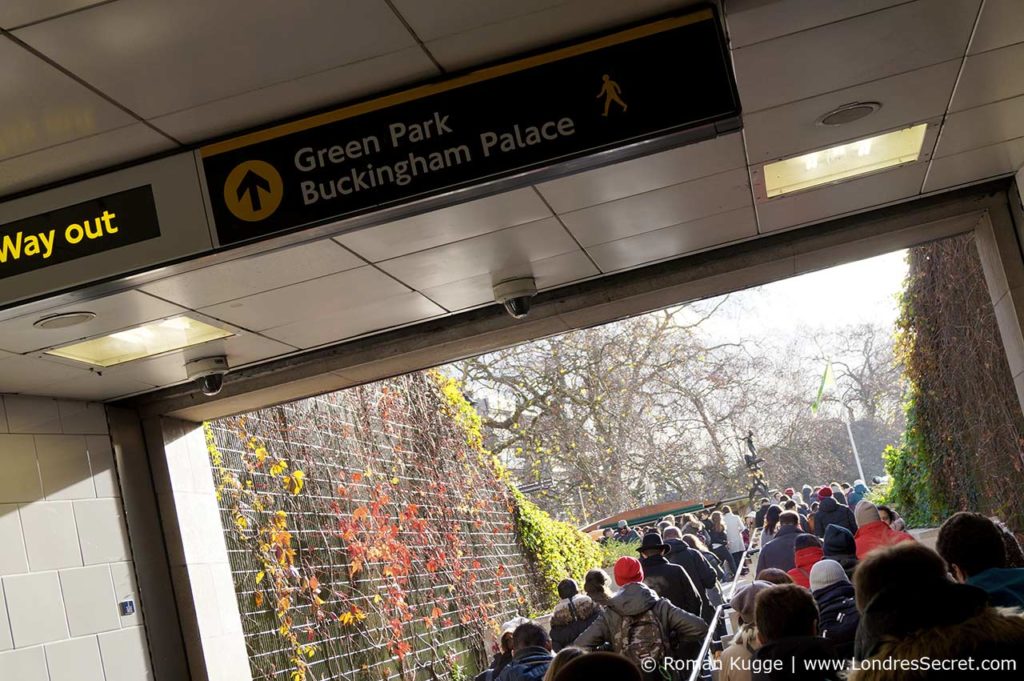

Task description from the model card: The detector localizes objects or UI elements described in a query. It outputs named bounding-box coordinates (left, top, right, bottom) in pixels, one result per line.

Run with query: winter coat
left=787, top=545, right=824, bottom=588
left=853, top=520, right=914, bottom=559
left=615, top=528, right=641, bottom=543
left=495, top=646, right=552, bottom=681
left=586, top=587, right=611, bottom=608
left=640, top=555, right=702, bottom=618
left=665, top=539, right=717, bottom=620
left=822, top=525, right=859, bottom=579
left=724, top=512, right=746, bottom=553
left=474, top=651, right=513, bottom=681
left=720, top=625, right=760, bottom=681
left=708, top=527, right=729, bottom=552
left=812, top=581, right=859, bottom=659
left=851, top=579, right=1024, bottom=680
left=753, top=636, right=845, bottom=680
left=847, top=483, right=868, bottom=508
left=549, top=595, right=601, bottom=651
left=574, top=582, right=708, bottom=679
left=755, top=525, right=803, bottom=574
left=968, top=567, right=1024, bottom=609
left=813, top=498, right=857, bottom=538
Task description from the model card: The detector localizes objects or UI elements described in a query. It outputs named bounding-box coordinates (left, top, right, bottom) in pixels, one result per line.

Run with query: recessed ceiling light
left=44, top=315, right=233, bottom=367
left=761, top=123, right=928, bottom=198
left=33, top=311, right=97, bottom=329
left=817, top=102, right=881, bottom=127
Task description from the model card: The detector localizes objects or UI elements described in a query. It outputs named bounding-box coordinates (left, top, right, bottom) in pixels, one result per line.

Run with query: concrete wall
left=0, top=396, right=153, bottom=681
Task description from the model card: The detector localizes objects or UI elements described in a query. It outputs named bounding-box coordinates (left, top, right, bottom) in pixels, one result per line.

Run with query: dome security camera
left=185, top=356, right=229, bottom=396
left=493, top=277, right=537, bottom=319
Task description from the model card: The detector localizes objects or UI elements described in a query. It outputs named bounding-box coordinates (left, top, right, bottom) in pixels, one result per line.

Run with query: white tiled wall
left=0, top=396, right=153, bottom=681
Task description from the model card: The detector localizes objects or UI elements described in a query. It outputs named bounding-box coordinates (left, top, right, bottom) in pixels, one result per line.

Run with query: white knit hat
left=809, top=559, right=849, bottom=592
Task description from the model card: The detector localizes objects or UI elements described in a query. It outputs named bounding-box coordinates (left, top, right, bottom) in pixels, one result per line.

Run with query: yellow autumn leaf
left=284, top=470, right=305, bottom=495
left=270, top=459, right=288, bottom=476
left=254, top=446, right=268, bottom=464
left=255, top=571, right=265, bottom=585
left=390, top=476, right=400, bottom=485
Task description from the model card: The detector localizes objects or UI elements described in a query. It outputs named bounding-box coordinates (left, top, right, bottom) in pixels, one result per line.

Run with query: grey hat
left=809, top=559, right=849, bottom=593
left=617, top=520, right=628, bottom=528
left=730, top=580, right=774, bottom=624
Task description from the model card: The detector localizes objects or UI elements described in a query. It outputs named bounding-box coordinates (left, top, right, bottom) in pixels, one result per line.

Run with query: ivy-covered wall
left=878, top=235, right=1024, bottom=529
left=207, top=371, right=598, bottom=681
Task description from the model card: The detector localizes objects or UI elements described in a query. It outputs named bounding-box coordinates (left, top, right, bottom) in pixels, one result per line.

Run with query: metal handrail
left=685, top=528, right=762, bottom=681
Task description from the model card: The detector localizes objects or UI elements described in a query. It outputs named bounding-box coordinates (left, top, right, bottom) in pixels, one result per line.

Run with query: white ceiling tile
left=934, top=95, right=1024, bottom=158
left=0, top=353, right=93, bottom=394
left=262, top=292, right=444, bottom=349
left=33, top=372, right=156, bottom=401
left=376, top=217, right=580, bottom=289
left=149, top=47, right=438, bottom=143
left=731, top=0, right=979, bottom=113
left=0, top=36, right=140, bottom=162
left=586, top=205, right=758, bottom=272
left=754, top=162, right=928, bottom=233
left=390, top=0, right=563, bottom=42
left=0, top=1, right=105, bottom=29
left=724, top=0, right=905, bottom=48
left=422, top=0, right=691, bottom=71
left=968, top=0, right=1024, bottom=54
left=421, top=250, right=599, bottom=311
left=559, top=168, right=751, bottom=246
left=140, top=240, right=363, bottom=309
left=743, top=60, right=959, bottom=164
left=950, top=42, right=1024, bottom=112
left=335, top=188, right=552, bottom=261
left=923, top=138, right=1024, bottom=192
left=0, top=123, right=175, bottom=198
left=199, top=266, right=408, bottom=332
left=14, top=0, right=415, bottom=119
left=0, top=291, right=187, bottom=354
left=536, top=133, right=746, bottom=213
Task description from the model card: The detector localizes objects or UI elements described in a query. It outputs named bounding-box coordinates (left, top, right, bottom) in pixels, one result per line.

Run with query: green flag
left=811, top=361, right=835, bottom=414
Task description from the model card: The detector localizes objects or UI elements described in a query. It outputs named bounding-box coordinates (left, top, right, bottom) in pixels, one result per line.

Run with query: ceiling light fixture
left=44, top=315, right=233, bottom=367
left=761, top=123, right=928, bottom=198
left=817, top=101, right=881, bottom=126
left=33, top=311, right=97, bottom=329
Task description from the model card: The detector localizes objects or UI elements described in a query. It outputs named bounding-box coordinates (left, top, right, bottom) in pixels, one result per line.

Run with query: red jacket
left=788, top=546, right=824, bottom=588
left=854, top=520, right=914, bottom=559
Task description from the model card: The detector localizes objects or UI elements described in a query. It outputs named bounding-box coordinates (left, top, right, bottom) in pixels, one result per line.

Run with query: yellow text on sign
left=223, top=160, right=283, bottom=222
left=0, top=210, right=117, bottom=264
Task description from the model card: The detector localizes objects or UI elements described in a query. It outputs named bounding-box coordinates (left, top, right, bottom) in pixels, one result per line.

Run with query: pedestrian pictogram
left=597, top=74, right=627, bottom=117
left=223, top=160, right=283, bottom=222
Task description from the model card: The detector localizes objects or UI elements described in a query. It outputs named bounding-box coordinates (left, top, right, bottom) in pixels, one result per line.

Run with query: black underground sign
left=0, top=186, right=160, bottom=280
left=201, top=8, right=739, bottom=247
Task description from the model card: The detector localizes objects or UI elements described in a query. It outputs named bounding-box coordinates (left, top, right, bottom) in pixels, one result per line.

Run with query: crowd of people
left=474, top=480, right=1024, bottom=680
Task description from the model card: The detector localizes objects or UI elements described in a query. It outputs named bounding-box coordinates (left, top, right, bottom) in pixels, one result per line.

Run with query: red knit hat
left=818, top=486, right=833, bottom=498
left=784, top=487, right=795, bottom=496
left=614, top=556, right=644, bottom=586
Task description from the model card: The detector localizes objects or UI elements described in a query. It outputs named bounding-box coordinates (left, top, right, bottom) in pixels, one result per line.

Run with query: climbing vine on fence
left=878, top=235, right=1024, bottom=529
left=207, top=370, right=600, bottom=681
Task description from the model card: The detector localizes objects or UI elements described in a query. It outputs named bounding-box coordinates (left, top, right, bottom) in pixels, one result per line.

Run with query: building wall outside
left=0, top=395, right=152, bottom=681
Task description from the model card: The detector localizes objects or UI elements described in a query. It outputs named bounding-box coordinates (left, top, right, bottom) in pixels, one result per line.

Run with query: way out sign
left=0, top=186, right=160, bottom=280
left=200, top=7, right=739, bottom=247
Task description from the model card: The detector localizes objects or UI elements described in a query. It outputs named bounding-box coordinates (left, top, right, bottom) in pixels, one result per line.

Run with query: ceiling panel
left=261, top=291, right=444, bottom=349
left=198, top=266, right=408, bottom=332
left=558, top=168, right=752, bottom=246
left=140, top=240, right=363, bottom=309
left=0, top=290, right=187, bottom=354
left=949, top=41, right=1024, bottom=112
left=420, top=0, right=691, bottom=71
left=14, top=0, right=416, bottom=119
left=731, top=0, right=979, bottom=113
left=335, top=188, right=552, bottom=262
left=421, top=250, right=599, bottom=311
left=742, top=60, right=959, bottom=164
left=967, top=0, right=1024, bottom=55
left=0, top=35, right=141, bottom=162
left=149, top=47, right=438, bottom=143
left=0, top=1, right=105, bottom=30
left=934, top=95, right=1024, bottom=158
left=724, top=0, right=905, bottom=49
left=536, top=133, right=746, bottom=213
left=0, top=122, right=175, bottom=198
left=923, top=138, right=1024, bottom=192
left=586, top=205, right=758, bottom=272
left=754, top=161, right=928, bottom=233
left=0, top=351, right=93, bottom=394
left=376, top=217, right=580, bottom=290
left=32, top=371, right=156, bottom=401
left=389, top=0, right=562, bottom=42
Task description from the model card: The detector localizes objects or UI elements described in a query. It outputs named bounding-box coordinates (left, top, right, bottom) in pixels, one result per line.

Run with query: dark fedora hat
left=636, top=532, right=669, bottom=553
